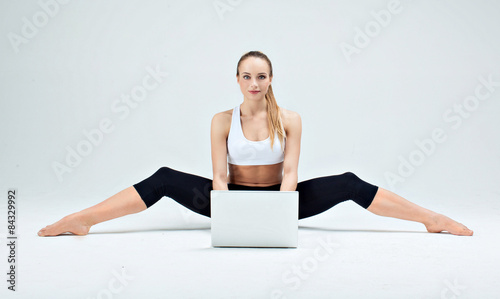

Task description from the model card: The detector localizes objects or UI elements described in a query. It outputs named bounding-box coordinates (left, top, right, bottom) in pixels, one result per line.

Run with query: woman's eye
left=242, top=75, right=266, bottom=79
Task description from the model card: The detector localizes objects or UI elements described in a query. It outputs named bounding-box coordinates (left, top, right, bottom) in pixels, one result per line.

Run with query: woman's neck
left=241, top=99, right=267, bottom=116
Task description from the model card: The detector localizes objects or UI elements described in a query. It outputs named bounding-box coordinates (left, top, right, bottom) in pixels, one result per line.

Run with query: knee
left=155, top=166, right=174, bottom=177
left=341, top=172, right=367, bottom=190
left=341, top=171, right=361, bottom=183
left=158, top=166, right=172, bottom=172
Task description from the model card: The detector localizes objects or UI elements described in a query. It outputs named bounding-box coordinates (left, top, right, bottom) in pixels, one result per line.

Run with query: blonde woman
left=38, top=51, right=473, bottom=237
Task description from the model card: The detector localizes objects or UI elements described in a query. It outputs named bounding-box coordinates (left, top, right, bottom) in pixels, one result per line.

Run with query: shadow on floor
left=41, top=225, right=445, bottom=237
left=298, top=225, right=440, bottom=234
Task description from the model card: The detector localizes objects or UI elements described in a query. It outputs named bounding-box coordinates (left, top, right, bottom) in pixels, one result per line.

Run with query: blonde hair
left=236, top=51, right=286, bottom=151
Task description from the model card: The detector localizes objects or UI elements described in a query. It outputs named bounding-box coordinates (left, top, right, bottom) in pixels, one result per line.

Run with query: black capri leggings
left=133, top=167, right=379, bottom=220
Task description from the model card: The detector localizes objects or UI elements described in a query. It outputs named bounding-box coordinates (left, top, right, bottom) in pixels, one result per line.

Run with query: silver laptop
left=210, top=190, right=299, bottom=248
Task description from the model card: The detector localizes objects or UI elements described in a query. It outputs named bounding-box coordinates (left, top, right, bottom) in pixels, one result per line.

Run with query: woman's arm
left=211, top=112, right=230, bottom=190
left=280, top=109, right=302, bottom=191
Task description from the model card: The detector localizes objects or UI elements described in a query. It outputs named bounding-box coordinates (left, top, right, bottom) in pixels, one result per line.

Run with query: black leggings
left=133, top=167, right=379, bottom=220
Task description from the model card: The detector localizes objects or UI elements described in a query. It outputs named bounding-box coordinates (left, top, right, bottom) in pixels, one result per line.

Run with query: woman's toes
left=425, top=214, right=473, bottom=236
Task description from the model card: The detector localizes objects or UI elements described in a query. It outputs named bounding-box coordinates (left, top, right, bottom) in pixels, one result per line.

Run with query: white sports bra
left=227, top=105, right=285, bottom=166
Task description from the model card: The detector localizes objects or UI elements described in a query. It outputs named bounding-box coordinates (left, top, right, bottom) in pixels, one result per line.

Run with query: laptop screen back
left=210, top=190, right=299, bottom=248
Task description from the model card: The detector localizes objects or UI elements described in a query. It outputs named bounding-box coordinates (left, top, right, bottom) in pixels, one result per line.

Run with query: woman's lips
left=249, top=90, right=260, bottom=94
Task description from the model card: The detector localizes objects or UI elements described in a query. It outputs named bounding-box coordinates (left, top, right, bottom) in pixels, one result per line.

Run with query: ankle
left=67, top=212, right=95, bottom=228
left=422, top=211, right=442, bottom=227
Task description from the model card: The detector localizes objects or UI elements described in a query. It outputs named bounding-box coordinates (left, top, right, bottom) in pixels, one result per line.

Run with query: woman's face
left=237, top=57, right=272, bottom=101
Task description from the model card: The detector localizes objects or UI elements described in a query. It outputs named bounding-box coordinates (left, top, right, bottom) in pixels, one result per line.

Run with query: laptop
left=210, top=190, right=299, bottom=248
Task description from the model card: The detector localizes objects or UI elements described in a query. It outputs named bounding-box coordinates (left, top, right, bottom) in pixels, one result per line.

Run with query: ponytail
left=265, top=84, right=286, bottom=152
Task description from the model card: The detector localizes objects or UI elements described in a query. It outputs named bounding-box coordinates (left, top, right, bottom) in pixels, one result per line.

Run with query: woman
left=38, top=51, right=473, bottom=237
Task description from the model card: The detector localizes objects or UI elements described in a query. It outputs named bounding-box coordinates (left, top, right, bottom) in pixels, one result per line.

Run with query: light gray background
left=0, top=1, right=499, bottom=298
left=1, top=0, right=499, bottom=200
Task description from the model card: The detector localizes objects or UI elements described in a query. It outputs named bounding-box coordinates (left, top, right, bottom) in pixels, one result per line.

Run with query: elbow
left=283, top=165, right=298, bottom=178
left=283, top=170, right=298, bottom=181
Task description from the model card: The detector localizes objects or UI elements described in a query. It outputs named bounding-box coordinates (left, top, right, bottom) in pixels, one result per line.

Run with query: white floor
left=1, top=193, right=499, bottom=299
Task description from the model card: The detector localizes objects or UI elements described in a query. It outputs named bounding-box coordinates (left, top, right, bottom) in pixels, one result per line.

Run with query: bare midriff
left=227, top=162, right=283, bottom=187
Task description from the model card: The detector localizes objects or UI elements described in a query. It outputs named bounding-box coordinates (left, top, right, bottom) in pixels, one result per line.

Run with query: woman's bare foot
left=424, top=213, right=473, bottom=236
left=38, top=213, right=92, bottom=237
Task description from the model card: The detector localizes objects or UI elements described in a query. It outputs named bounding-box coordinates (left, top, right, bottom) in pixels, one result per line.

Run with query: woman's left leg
left=366, top=188, right=473, bottom=236
left=297, top=172, right=473, bottom=236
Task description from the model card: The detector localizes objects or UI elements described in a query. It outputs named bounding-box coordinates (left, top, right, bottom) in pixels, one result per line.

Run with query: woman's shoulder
left=212, top=108, right=233, bottom=122
left=279, top=107, right=301, bottom=124
left=211, top=108, right=233, bottom=134
left=279, top=107, right=301, bottom=136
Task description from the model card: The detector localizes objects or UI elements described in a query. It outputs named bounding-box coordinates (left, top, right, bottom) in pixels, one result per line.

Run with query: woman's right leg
left=38, top=167, right=214, bottom=237
left=38, top=186, right=146, bottom=236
